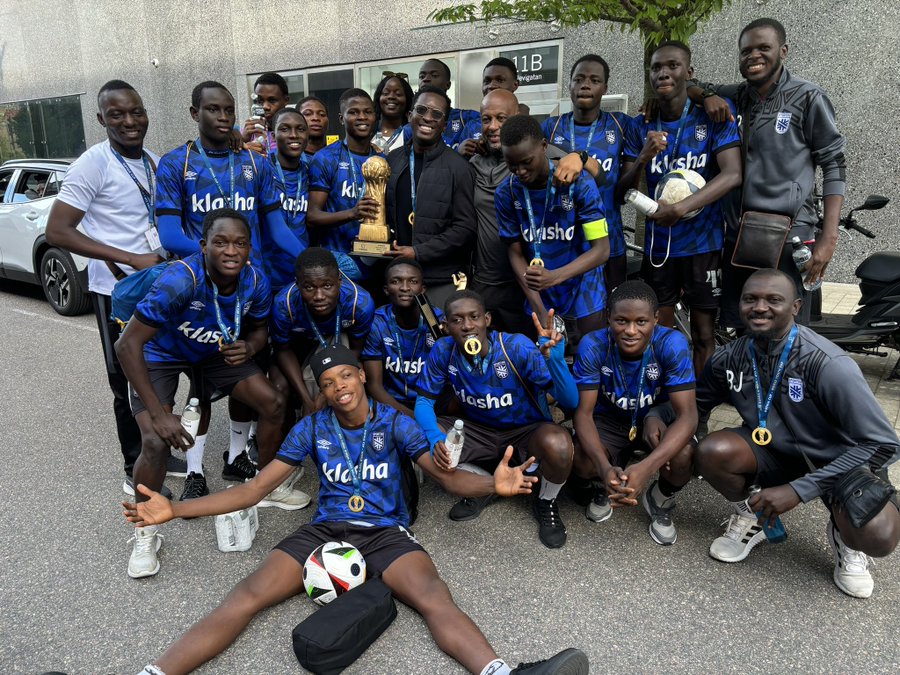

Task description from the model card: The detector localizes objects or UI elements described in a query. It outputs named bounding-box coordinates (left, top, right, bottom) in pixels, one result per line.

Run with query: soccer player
left=239, top=72, right=291, bottom=153
left=497, top=115, right=610, bottom=339
left=270, top=247, right=375, bottom=417
left=542, top=54, right=633, bottom=292
left=307, top=88, right=381, bottom=280
left=126, top=345, right=589, bottom=675
left=46, top=80, right=185, bottom=497
left=687, top=18, right=846, bottom=327
left=457, top=57, right=520, bottom=159
left=371, top=73, right=414, bottom=154
left=362, top=258, right=441, bottom=417
left=416, top=58, right=480, bottom=149
left=619, top=41, right=742, bottom=377
left=691, top=269, right=899, bottom=598
left=572, top=281, right=697, bottom=545
left=384, top=85, right=476, bottom=308
left=415, top=291, right=580, bottom=549
left=115, top=209, right=293, bottom=578
left=298, top=95, right=330, bottom=157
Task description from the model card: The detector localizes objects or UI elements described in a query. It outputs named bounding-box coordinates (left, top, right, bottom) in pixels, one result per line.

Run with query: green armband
left=582, top=219, right=608, bottom=241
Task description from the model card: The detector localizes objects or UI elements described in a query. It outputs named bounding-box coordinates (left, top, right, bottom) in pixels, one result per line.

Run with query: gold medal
left=408, top=212, right=415, bottom=226
left=751, top=426, right=773, bottom=446
left=628, top=426, right=637, bottom=442
left=348, top=495, right=365, bottom=512
left=529, top=257, right=545, bottom=267
left=463, top=337, right=482, bottom=355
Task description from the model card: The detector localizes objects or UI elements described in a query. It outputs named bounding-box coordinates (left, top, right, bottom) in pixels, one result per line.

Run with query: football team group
left=44, top=16, right=898, bottom=675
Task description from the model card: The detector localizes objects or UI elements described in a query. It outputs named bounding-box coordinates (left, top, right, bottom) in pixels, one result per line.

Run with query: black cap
left=309, top=345, right=360, bottom=384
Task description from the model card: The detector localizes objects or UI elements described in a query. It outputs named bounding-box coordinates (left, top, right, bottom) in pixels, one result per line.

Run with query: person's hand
left=524, top=264, right=561, bottom=292
left=639, top=98, right=660, bottom=122
left=554, top=153, right=584, bottom=186
left=531, top=309, right=564, bottom=356
left=646, top=199, right=685, bottom=228
left=128, top=252, right=165, bottom=270
left=351, top=197, right=380, bottom=222
left=639, top=131, right=668, bottom=163
left=702, top=95, right=734, bottom=123
left=219, top=339, right=254, bottom=366
left=385, top=241, right=416, bottom=259
left=748, top=485, right=801, bottom=528
left=616, top=461, right=652, bottom=506
left=123, top=483, right=176, bottom=526
left=432, top=441, right=454, bottom=472
left=229, top=129, right=248, bottom=153
left=642, top=415, right=667, bottom=450
left=241, top=117, right=267, bottom=142
left=301, top=393, right=327, bottom=418
left=805, top=237, right=837, bottom=287
left=150, top=412, right=194, bottom=451
left=603, top=465, right=629, bottom=505
left=493, top=446, right=538, bottom=496
left=457, top=138, right=484, bottom=158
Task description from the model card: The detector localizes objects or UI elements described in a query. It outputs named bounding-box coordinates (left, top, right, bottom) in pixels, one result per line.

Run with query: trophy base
left=351, top=240, right=393, bottom=258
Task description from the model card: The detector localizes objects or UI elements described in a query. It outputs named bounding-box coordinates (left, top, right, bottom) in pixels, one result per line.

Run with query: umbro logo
left=184, top=170, right=198, bottom=181
left=317, top=438, right=332, bottom=448
left=189, top=300, right=205, bottom=311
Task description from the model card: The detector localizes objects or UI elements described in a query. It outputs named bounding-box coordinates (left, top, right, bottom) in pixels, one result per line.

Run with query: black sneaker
left=532, top=495, right=567, bottom=549
left=123, top=477, right=172, bottom=500
left=448, top=494, right=497, bottom=521
left=180, top=472, right=209, bottom=501
left=166, top=455, right=188, bottom=478
left=512, top=648, right=589, bottom=674
left=222, top=450, right=257, bottom=482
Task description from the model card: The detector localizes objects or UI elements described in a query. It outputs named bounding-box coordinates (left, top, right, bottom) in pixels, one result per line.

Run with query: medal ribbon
left=212, top=282, right=242, bottom=345
left=344, top=142, right=372, bottom=205
left=748, top=324, right=798, bottom=434
left=330, top=405, right=372, bottom=509
left=520, top=161, right=557, bottom=263
left=196, top=141, right=235, bottom=208
left=111, top=148, right=155, bottom=226
left=388, top=307, right=424, bottom=400
left=611, top=343, right=653, bottom=437
left=409, top=150, right=418, bottom=220
left=459, top=339, right=492, bottom=376
left=274, top=155, right=304, bottom=219
left=304, top=303, right=342, bottom=350
left=655, top=98, right=692, bottom=166
left=568, top=112, right=599, bottom=154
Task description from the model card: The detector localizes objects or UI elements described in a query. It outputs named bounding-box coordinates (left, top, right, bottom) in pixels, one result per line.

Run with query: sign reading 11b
left=499, top=45, right=560, bottom=87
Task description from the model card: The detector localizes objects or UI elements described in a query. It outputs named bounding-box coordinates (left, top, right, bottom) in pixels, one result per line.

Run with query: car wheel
left=39, top=247, right=91, bottom=316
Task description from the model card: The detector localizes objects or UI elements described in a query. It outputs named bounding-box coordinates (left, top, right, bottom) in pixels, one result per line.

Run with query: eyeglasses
left=382, top=70, right=409, bottom=80
left=412, top=104, right=446, bottom=122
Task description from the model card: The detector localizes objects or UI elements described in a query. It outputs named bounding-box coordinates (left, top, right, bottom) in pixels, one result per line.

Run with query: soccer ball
left=303, top=541, right=367, bottom=605
left=654, top=169, right=707, bottom=219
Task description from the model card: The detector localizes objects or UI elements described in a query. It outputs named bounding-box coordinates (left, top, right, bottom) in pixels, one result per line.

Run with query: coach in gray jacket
left=690, top=17, right=846, bottom=327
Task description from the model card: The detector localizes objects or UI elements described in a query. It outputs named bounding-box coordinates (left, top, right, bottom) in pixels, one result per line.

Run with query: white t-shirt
left=57, top=139, right=163, bottom=295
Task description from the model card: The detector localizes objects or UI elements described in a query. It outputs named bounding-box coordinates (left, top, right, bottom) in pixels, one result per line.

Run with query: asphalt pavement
left=0, top=280, right=897, bottom=674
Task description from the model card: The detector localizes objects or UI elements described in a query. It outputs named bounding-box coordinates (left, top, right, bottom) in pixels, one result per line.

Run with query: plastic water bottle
left=625, top=188, right=659, bottom=216
left=748, top=485, right=787, bottom=543
left=445, top=420, right=465, bottom=469
left=250, top=104, right=268, bottom=146
left=790, top=236, right=823, bottom=292
left=180, top=397, right=201, bottom=441
left=215, top=504, right=259, bottom=552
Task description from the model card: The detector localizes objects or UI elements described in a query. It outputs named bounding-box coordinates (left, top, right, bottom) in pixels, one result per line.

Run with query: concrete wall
left=0, top=0, right=896, bottom=281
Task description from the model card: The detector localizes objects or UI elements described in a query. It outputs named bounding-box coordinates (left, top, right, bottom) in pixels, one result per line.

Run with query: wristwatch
left=578, top=150, right=590, bottom=166
left=701, top=88, right=718, bottom=99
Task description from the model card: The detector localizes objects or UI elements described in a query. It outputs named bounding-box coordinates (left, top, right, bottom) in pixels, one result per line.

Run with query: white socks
left=138, top=665, right=166, bottom=675
left=229, top=420, right=252, bottom=462
left=186, top=434, right=207, bottom=475
left=480, top=659, right=511, bottom=675
left=539, top=478, right=564, bottom=501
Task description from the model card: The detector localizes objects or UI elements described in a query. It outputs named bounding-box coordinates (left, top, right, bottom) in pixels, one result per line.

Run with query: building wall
left=0, top=0, right=896, bottom=281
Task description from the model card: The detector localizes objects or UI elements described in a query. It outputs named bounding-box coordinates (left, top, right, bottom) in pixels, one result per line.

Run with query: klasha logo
left=604, top=389, right=655, bottom=411
left=322, top=459, right=389, bottom=484
left=386, top=356, right=424, bottom=375
left=280, top=192, right=308, bottom=213
left=522, top=222, right=575, bottom=242
left=191, top=192, right=255, bottom=213
left=453, top=385, right=513, bottom=410
left=650, top=151, right=708, bottom=175
left=177, top=321, right=223, bottom=344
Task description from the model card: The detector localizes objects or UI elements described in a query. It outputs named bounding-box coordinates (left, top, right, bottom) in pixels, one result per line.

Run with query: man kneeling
left=125, top=346, right=589, bottom=675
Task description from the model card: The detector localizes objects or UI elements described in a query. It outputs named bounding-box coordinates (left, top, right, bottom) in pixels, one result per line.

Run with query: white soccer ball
left=654, top=169, right=707, bottom=219
left=303, top=540, right=367, bottom=605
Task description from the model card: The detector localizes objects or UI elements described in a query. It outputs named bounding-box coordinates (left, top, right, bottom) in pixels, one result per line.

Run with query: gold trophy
left=352, top=156, right=392, bottom=256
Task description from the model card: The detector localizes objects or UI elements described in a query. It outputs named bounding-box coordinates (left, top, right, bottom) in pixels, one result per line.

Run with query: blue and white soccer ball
left=654, top=169, right=707, bottom=219
left=303, top=540, right=367, bottom=605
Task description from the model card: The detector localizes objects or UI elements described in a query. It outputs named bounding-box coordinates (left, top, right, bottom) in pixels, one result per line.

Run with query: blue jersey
left=270, top=276, right=375, bottom=346
left=155, top=142, right=282, bottom=267
left=135, top=252, right=271, bottom=363
left=265, top=153, right=310, bottom=292
left=573, top=326, right=695, bottom=423
left=400, top=107, right=481, bottom=149
left=496, top=170, right=609, bottom=319
left=541, top=112, right=631, bottom=258
left=361, top=305, right=443, bottom=404
left=308, top=142, right=383, bottom=254
left=623, top=102, right=740, bottom=258
left=277, top=402, right=429, bottom=527
left=417, top=331, right=552, bottom=429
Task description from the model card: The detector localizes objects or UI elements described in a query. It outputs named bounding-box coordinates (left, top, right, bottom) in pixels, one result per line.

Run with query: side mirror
left=858, top=194, right=890, bottom=211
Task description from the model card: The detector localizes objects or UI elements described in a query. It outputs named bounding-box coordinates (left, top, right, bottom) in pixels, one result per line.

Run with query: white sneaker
left=258, top=477, right=311, bottom=511
left=128, top=526, right=162, bottom=578
left=827, top=520, right=874, bottom=598
left=709, top=513, right=766, bottom=562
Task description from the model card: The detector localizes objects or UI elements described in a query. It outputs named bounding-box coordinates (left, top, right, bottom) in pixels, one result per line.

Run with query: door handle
left=25, top=212, right=39, bottom=221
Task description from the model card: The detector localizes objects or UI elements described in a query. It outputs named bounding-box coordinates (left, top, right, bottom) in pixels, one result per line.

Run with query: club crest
left=561, top=195, right=574, bottom=211
left=606, top=130, right=616, bottom=144
left=646, top=363, right=660, bottom=381
left=242, top=164, right=254, bottom=181
left=775, top=112, right=792, bottom=135
left=694, top=125, right=708, bottom=142
left=788, top=377, right=804, bottom=402
left=425, top=334, right=435, bottom=348
left=451, top=119, right=461, bottom=132
left=372, top=432, right=385, bottom=451
left=494, top=360, right=509, bottom=379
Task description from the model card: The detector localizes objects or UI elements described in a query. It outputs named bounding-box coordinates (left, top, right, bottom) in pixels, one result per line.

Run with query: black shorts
left=438, top=415, right=548, bottom=471
left=726, top=425, right=815, bottom=488
left=275, top=521, right=426, bottom=576
left=129, top=351, right=262, bottom=416
left=592, top=404, right=677, bottom=468
left=641, top=250, right=722, bottom=310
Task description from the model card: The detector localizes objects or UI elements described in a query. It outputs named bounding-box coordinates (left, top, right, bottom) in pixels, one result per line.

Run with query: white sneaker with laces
left=258, top=476, right=311, bottom=510
left=128, top=526, right=162, bottom=578
left=709, top=513, right=766, bottom=562
left=827, top=520, right=874, bottom=598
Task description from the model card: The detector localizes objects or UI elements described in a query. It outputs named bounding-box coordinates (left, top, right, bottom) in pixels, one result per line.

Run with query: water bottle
left=215, top=504, right=259, bottom=552
left=445, top=420, right=465, bottom=469
left=790, top=236, right=823, bottom=292
left=180, top=397, right=201, bottom=442
left=748, top=485, right=787, bottom=543
left=625, top=188, right=659, bottom=216
left=250, top=104, right=268, bottom=147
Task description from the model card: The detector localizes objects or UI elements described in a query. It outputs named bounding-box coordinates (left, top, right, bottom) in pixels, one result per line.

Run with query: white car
left=0, top=158, right=91, bottom=315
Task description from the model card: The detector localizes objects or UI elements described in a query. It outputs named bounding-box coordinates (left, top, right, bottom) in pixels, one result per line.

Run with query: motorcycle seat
left=855, top=252, right=900, bottom=283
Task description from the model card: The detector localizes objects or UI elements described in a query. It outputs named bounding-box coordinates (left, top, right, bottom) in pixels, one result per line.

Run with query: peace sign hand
left=531, top=308, right=565, bottom=357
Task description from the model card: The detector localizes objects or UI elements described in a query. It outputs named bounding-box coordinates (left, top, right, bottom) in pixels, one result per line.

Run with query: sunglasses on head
left=412, top=104, right=446, bottom=122
left=382, top=71, right=409, bottom=80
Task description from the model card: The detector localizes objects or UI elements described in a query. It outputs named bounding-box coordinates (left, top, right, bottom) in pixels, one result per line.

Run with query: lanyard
left=274, top=155, right=304, bottom=219
left=343, top=143, right=371, bottom=204
left=212, top=281, right=242, bottom=345
left=111, top=148, right=155, bottom=226
left=381, top=126, right=403, bottom=151
left=655, top=99, right=692, bottom=166
left=330, top=405, right=372, bottom=512
left=459, top=339, right=492, bottom=376
left=388, top=307, right=424, bottom=399
left=304, top=303, right=342, bottom=349
left=196, top=141, right=235, bottom=208
left=409, top=150, right=418, bottom=218
left=520, top=161, right=557, bottom=263
left=611, top=343, right=653, bottom=441
left=568, top=112, right=599, bottom=153
left=748, top=324, right=798, bottom=439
